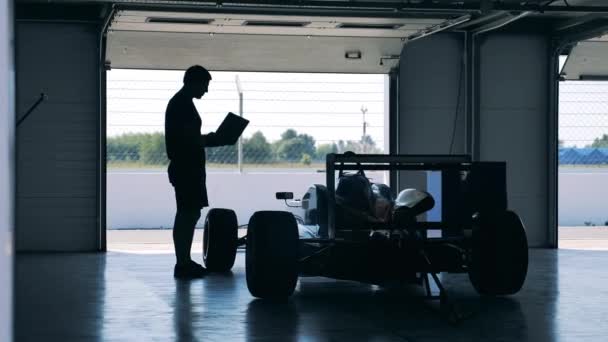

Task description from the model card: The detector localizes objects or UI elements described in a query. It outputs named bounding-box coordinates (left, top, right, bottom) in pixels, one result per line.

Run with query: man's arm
left=201, top=132, right=225, bottom=147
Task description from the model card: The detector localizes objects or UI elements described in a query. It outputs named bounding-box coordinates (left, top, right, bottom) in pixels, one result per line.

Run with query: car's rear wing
left=324, top=153, right=506, bottom=239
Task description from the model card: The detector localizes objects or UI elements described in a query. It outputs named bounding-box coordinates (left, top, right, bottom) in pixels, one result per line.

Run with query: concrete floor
left=559, top=227, right=608, bottom=250
left=106, top=227, right=608, bottom=253
left=14, top=249, right=608, bottom=341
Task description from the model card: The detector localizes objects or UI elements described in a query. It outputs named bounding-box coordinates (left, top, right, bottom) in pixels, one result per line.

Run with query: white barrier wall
left=0, top=0, right=15, bottom=339
left=107, top=170, right=387, bottom=228
left=558, top=168, right=608, bottom=226
left=109, top=168, right=603, bottom=228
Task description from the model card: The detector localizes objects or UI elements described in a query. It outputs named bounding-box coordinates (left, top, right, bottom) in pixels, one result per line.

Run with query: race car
left=201, top=153, right=528, bottom=304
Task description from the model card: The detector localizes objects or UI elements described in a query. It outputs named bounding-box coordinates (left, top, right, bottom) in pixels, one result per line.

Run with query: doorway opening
left=558, top=54, right=608, bottom=250
left=105, top=69, right=389, bottom=252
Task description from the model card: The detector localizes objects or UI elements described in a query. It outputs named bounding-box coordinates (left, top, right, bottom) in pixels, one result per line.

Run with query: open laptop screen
left=216, top=112, right=249, bottom=145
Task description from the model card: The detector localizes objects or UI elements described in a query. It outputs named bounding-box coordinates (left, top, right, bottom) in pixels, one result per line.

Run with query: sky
left=107, top=67, right=608, bottom=150
left=107, top=69, right=388, bottom=149
left=558, top=55, right=608, bottom=148
left=560, top=81, right=608, bottom=147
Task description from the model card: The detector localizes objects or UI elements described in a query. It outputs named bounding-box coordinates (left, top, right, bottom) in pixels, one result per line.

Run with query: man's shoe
left=174, top=261, right=208, bottom=279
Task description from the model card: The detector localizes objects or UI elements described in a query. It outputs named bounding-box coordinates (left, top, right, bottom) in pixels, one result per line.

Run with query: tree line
left=107, top=129, right=381, bottom=166
left=591, top=134, right=608, bottom=148
left=561, top=135, right=608, bottom=149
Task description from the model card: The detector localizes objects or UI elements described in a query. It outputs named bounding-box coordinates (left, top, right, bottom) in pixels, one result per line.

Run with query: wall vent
left=147, top=17, right=215, bottom=25
left=243, top=20, right=310, bottom=27
left=337, top=23, right=402, bottom=30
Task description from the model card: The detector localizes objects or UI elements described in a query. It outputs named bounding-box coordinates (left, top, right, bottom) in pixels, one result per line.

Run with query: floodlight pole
left=235, top=75, right=244, bottom=172
left=361, top=105, right=368, bottom=153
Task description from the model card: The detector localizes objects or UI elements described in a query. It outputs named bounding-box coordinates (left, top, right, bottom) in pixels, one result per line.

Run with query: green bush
left=107, top=133, right=142, bottom=162
left=315, top=143, right=338, bottom=161
left=274, top=129, right=316, bottom=162
left=140, top=133, right=168, bottom=165
left=206, top=144, right=238, bottom=164
left=301, top=153, right=312, bottom=165
left=243, top=131, right=272, bottom=163
left=107, top=129, right=381, bottom=167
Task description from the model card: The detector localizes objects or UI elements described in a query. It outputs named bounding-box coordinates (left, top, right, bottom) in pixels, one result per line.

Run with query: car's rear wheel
left=203, top=208, right=238, bottom=272
left=246, top=211, right=299, bottom=299
left=468, top=210, right=528, bottom=295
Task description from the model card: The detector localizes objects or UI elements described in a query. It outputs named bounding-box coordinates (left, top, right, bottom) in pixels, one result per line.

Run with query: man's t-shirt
left=164, top=91, right=206, bottom=186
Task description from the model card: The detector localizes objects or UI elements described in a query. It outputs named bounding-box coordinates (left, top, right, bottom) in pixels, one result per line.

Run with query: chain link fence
left=107, top=70, right=387, bottom=170
left=559, top=81, right=608, bottom=228
left=559, top=81, right=608, bottom=165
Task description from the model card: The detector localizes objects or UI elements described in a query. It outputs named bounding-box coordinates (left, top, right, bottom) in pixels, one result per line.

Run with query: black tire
left=203, top=208, right=238, bottom=272
left=469, top=210, right=528, bottom=295
left=246, top=211, right=299, bottom=299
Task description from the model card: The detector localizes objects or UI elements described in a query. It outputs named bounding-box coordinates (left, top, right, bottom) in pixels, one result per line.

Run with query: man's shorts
left=174, top=182, right=208, bottom=211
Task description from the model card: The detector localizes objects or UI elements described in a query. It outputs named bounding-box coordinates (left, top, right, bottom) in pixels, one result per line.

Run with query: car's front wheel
left=203, top=208, right=238, bottom=272
left=246, top=211, right=299, bottom=299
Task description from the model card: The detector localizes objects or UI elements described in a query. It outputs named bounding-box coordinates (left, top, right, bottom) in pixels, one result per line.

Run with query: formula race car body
left=201, top=153, right=529, bottom=305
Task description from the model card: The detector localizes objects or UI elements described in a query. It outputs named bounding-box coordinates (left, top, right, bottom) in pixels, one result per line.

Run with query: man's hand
left=201, top=132, right=224, bottom=147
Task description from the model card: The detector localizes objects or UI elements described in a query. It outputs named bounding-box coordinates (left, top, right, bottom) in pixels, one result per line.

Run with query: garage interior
left=4, top=0, right=608, bottom=341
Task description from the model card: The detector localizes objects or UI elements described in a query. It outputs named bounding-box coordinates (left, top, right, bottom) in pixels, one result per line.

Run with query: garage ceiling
left=111, top=11, right=448, bottom=38
left=17, top=0, right=608, bottom=73
left=106, top=10, right=467, bottom=73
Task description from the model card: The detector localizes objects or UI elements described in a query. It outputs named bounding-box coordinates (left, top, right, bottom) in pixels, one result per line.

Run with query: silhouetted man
left=165, top=65, right=221, bottom=279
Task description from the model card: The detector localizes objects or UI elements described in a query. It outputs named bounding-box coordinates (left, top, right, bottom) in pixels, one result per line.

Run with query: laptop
left=215, top=112, right=250, bottom=145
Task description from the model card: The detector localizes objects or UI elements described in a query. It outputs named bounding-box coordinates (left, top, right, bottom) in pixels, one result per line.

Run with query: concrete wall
left=16, top=22, right=100, bottom=251
left=397, top=33, right=465, bottom=196
left=0, top=0, right=15, bottom=339
left=397, top=33, right=552, bottom=246
left=398, top=33, right=465, bottom=156
left=478, top=34, right=550, bottom=247
left=107, top=170, right=387, bottom=229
